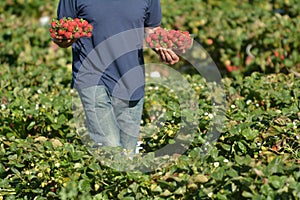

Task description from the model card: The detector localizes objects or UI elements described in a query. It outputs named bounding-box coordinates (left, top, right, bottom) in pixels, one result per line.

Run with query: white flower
left=39, top=16, right=50, bottom=26
left=74, top=163, right=83, bottom=168
left=230, top=104, right=236, bottom=109
left=150, top=71, right=161, bottom=78
left=55, top=162, right=60, bottom=168
left=94, top=183, right=100, bottom=191
left=25, top=170, right=31, bottom=175
left=1, top=104, right=6, bottom=110
left=246, top=100, right=252, bottom=105
left=208, top=192, right=213, bottom=198
left=208, top=113, right=214, bottom=119
left=223, top=159, right=229, bottom=163
left=213, top=162, right=219, bottom=168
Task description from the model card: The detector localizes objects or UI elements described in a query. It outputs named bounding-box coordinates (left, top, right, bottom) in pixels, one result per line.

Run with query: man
left=53, top=0, right=181, bottom=154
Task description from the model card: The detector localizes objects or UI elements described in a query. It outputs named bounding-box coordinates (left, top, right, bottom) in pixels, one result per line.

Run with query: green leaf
left=174, top=186, right=186, bottom=195
left=27, top=121, right=36, bottom=130
left=88, top=162, right=101, bottom=171
left=121, top=197, right=135, bottom=200
left=226, top=168, right=239, bottom=178
left=151, top=185, right=163, bottom=192
left=78, top=179, right=91, bottom=193
left=269, top=175, right=286, bottom=189
left=220, top=143, right=231, bottom=151
left=0, top=163, right=6, bottom=178
left=242, top=191, right=253, bottom=198
left=242, top=128, right=259, bottom=140
left=237, top=141, right=247, bottom=153
left=261, top=184, right=274, bottom=196
left=211, top=167, right=225, bottom=181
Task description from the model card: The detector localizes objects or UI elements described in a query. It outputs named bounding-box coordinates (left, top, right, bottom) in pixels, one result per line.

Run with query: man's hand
left=52, top=38, right=77, bottom=48
left=155, top=48, right=181, bottom=65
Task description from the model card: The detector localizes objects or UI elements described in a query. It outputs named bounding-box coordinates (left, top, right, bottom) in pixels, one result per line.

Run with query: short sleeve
left=144, top=0, right=162, bottom=27
left=57, top=0, right=77, bottom=19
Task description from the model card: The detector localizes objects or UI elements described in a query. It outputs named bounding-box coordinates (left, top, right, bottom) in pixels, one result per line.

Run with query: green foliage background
left=0, top=0, right=299, bottom=199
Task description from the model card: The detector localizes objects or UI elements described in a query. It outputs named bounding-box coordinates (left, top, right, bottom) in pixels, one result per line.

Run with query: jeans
left=77, top=85, right=144, bottom=153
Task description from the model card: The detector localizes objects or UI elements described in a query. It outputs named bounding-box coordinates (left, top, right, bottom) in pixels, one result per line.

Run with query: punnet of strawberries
left=49, top=17, right=93, bottom=40
left=145, top=27, right=193, bottom=51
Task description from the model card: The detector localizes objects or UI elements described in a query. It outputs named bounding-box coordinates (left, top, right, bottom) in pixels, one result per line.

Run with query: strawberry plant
left=0, top=0, right=300, bottom=199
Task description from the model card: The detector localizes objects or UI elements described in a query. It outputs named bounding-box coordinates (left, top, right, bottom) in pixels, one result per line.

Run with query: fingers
left=156, top=48, right=180, bottom=65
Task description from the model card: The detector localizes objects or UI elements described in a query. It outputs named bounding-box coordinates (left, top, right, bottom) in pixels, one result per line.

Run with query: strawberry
left=51, top=33, right=56, bottom=38
left=51, top=21, right=57, bottom=28
left=58, top=29, right=66, bottom=36
left=145, top=37, right=152, bottom=44
left=74, top=32, right=81, bottom=39
left=67, top=25, right=74, bottom=32
left=62, top=22, right=68, bottom=29
left=86, top=32, right=92, bottom=37
left=87, top=24, right=93, bottom=31
left=64, top=31, right=73, bottom=39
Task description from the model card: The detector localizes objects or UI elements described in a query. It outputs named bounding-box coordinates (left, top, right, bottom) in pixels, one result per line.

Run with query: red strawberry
left=49, top=28, right=55, bottom=33
left=67, top=25, right=74, bottom=32
left=82, top=20, right=89, bottom=26
left=74, top=32, right=81, bottom=39
left=86, top=32, right=92, bottom=37
left=167, top=42, right=173, bottom=49
left=74, top=18, right=80, bottom=23
left=59, top=18, right=65, bottom=24
left=145, top=37, right=152, bottom=44
left=149, top=42, right=154, bottom=48
left=51, top=33, right=56, bottom=39
left=62, top=22, right=68, bottom=29
left=58, top=29, right=66, bottom=36
left=150, top=33, right=158, bottom=40
left=64, top=31, right=72, bottom=39
left=77, top=21, right=83, bottom=27
left=51, top=21, right=57, bottom=28
left=77, top=27, right=83, bottom=33
left=87, top=24, right=93, bottom=31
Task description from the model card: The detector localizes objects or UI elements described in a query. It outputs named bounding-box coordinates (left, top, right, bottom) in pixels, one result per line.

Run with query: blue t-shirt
left=57, top=0, right=162, bottom=100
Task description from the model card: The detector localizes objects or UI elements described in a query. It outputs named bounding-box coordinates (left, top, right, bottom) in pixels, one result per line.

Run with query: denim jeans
left=77, top=85, right=144, bottom=153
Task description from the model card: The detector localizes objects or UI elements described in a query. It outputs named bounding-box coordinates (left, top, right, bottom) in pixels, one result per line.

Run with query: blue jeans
left=77, top=85, right=144, bottom=153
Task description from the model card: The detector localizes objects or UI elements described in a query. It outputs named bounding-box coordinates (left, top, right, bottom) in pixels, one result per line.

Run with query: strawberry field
left=0, top=0, right=300, bottom=199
